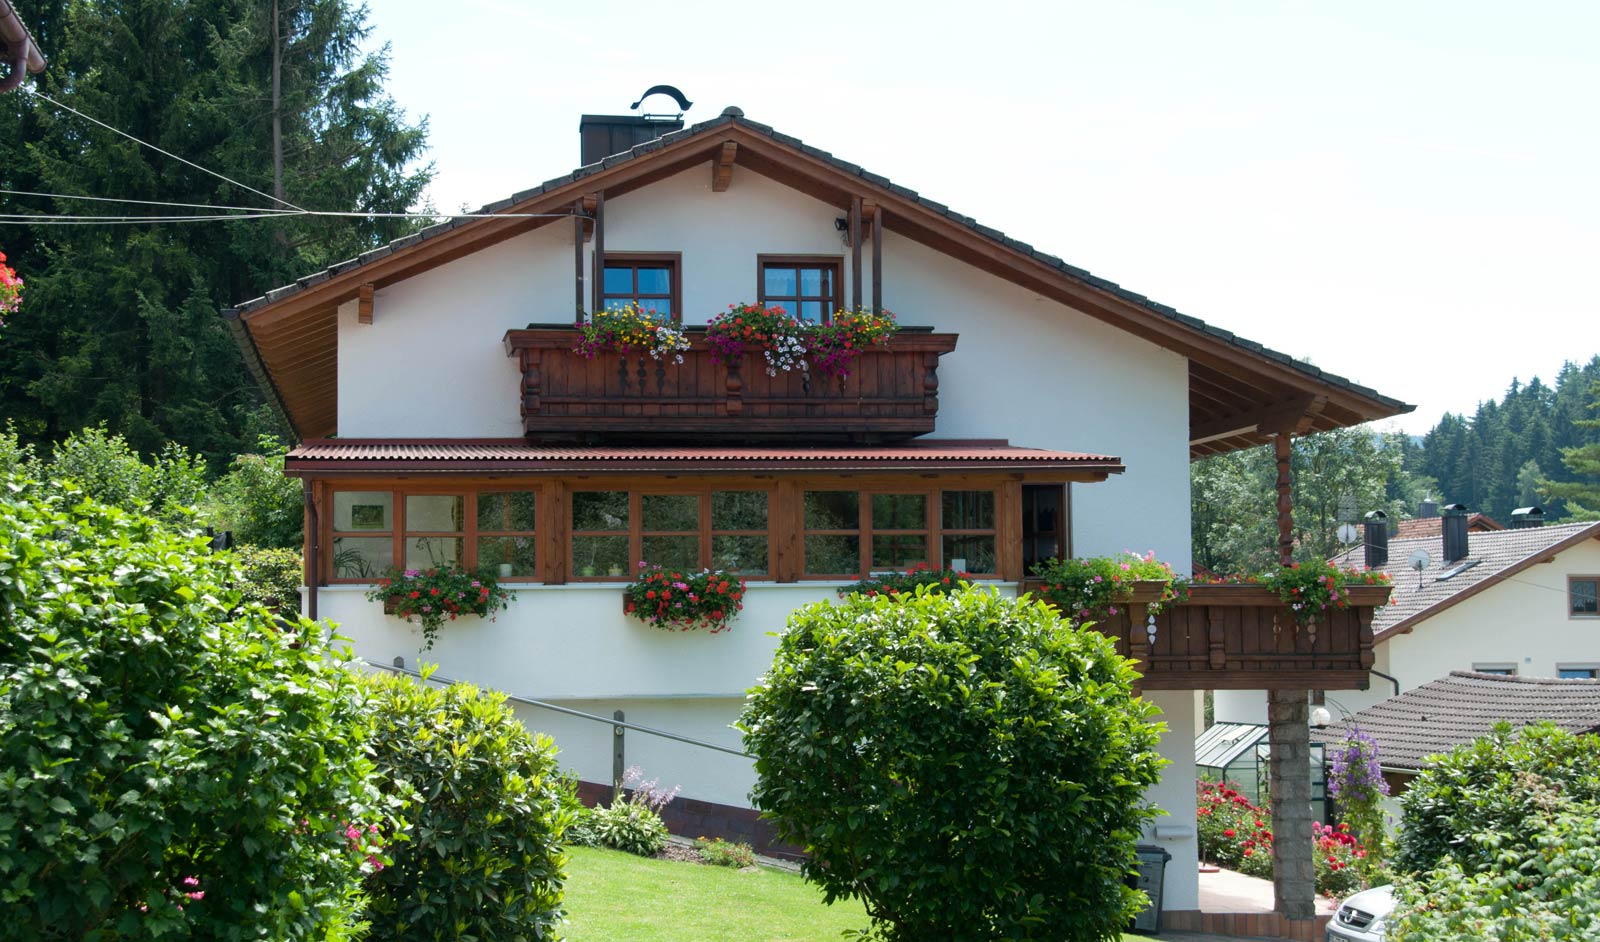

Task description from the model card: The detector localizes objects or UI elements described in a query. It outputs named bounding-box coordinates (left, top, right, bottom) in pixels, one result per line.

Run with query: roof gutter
left=0, top=0, right=47, bottom=94
left=222, top=306, right=302, bottom=442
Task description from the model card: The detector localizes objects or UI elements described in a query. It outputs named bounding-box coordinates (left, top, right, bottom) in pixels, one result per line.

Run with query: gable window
left=1571, top=576, right=1599, bottom=617
left=1558, top=664, right=1599, bottom=679
left=758, top=256, right=840, bottom=323
left=602, top=253, right=680, bottom=319
left=1472, top=663, right=1516, bottom=676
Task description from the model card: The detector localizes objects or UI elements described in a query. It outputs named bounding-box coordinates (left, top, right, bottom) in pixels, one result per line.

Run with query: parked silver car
left=1327, top=885, right=1394, bottom=942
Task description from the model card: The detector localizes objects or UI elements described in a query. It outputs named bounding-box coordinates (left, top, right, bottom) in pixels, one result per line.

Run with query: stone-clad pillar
left=1268, top=689, right=1314, bottom=920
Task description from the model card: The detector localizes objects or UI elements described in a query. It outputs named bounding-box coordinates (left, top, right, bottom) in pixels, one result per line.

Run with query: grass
left=560, top=845, right=1154, bottom=942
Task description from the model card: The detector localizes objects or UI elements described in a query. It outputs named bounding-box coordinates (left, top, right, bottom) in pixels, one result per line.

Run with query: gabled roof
left=1393, top=513, right=1504, bottom=539
left=225, top=108, right=1412, bottom=448
left=282, top=438, right=1123, bottom=476
left=1195, top=721, right=1268, bottom=770
left=1311, top=670, right=1600, bottom=771
left=1330, top=521, right=1600, bottom=640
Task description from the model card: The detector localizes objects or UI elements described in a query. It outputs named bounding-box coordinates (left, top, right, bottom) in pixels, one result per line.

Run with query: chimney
left=1363, top=510, right=1389, bottom=568
left=579, top=113, right=685, bottom=166
left=1442, top=503, right=1469, bottom=563
left=1419, top=497, right=1439, bottom=519
left=1510, top=506, right=1546, bottom=529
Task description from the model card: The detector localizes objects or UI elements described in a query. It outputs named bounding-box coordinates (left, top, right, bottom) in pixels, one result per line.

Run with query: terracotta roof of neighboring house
left=1393, top=513, right=1504, bottom=539
left=283, top=438, right=1124, bottom=475
left=1329, top=521, right=1600, bottom=640
left=224, top=108, right=1412, bottom=448
left=1311, top=671, right=1600, bottom=772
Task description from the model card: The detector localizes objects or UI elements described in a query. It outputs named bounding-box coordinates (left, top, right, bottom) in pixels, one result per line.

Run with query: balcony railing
left=503, top=325, right=959, bottom=441
left=1028, top=581, right=1388, bottom=690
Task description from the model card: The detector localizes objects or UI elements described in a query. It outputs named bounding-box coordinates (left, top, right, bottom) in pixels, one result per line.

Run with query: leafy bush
left=565, top=805, right=602, bottom=848
left=1395, top=722, right=1600, bottom=874
left=1030, top=551, right=1187, bottom=622
left=695, top=837, right=756, bottom=868
left=740, top=584, right=1165, bottom=942
left=1196, top=780, right=1273, bottom=878
left=44, top=425, right=209, bottom=523
left=204, top=435, right=304, bottom=549
left=360, top=670, right=574, bottom=941
left=230, top=544, right=303, bottom=618
left=591, top=801, right=669, bottom=857
left=0, top=475, right=390, bottom=941
left=1312, top=822, right=1366, bottom=897
left=1388, top=811, right=1600, bottom=941
left=841, top=562, right=969, bottom=598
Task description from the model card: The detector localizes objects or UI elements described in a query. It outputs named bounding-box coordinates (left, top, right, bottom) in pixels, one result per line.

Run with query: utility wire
left=0, top=191, right=591, bottom=224
left=0, top=188, right=300, bottom=215
left=25, top=88, right=306, bottom=213
left=0, top=212, right=297, bottom=225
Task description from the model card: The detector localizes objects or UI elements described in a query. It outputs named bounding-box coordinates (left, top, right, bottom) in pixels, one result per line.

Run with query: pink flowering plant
left=705, top=302, right=899, bottom=380
left=574, top=302, right=691, bottom=362
left=1030, top=551, right=1188, bottom=623
left=0, top=249, right=23, bottom=328
left=807, top=307, right=898, bottom=379
left=623, top=562, right=747, bottom=633
left=1260, top=561, right=1391, bottom=626
left=367, top=565, right=513, bottom=649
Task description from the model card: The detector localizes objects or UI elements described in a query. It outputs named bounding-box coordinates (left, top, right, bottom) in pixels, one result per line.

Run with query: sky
left=366, top=1, right=1599, bottom=434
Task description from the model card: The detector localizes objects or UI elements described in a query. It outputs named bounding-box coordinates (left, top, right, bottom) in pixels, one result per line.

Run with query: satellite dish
left=1409, top=548, right=1431, bottom=588
left=1337, top=523, right=1358, bottom=544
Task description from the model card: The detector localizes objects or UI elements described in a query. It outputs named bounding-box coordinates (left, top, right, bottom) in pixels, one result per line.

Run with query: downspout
left=0, top=0, right=46, bottom=94
left=303, top=481, right=319, bottom=621
left=1370, top=668, right=1400, bottom=699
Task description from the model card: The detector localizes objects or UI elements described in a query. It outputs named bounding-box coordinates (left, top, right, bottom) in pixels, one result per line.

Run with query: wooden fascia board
left=711, top=141, right=737, bottom=191
left=720, top=127, right=1403, bottom=422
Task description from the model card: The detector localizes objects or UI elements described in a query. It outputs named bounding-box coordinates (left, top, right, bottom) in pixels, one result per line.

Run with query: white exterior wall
left=1144, top=689, right=1200, bottom=911
left=1214, top=538, right=1600, bottom=725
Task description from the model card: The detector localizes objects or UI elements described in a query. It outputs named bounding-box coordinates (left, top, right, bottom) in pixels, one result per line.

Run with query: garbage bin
left=1128, top=843, right=1172, bottom=934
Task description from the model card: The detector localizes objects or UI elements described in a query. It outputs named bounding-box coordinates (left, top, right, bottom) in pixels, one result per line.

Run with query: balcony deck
left=1026, top=582, right=1388, bottom=690
left=503, top=325, right=958, bottom=441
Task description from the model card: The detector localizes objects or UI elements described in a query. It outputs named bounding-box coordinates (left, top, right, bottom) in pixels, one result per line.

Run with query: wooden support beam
left=859, top=199, right=878, bottom=243
left=711, top=141, right=737, bottom=192
left=579, top=194, right=597, bottom=243
left=590, top=191, right=605, bottom=318
left=573, top=199, right=586, bottom=318
left=871, top=202, right=883, bottom=313
left=850, top=196, right=863, bottom=309
left=356, top=283, right=374, bottom=324
left=1275, top=432, right=1294, bottom=566
left=1190, top=394, right=1323, bottom=447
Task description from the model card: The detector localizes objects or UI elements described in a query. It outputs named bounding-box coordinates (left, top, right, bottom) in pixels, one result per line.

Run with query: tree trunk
left=271, top=0, right=283, bottom=205
left=1268, top=689, right=1315, bottom=921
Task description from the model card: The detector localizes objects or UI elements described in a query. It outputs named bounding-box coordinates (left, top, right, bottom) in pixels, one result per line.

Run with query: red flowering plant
left=0, top=249, right=23, bottom=328
left=624, top=562, right=747, bottom=633
left=840, top=561, right=970, bottom=599
left=1313, top=821, right=1367, bottom=897
left=1030, top=551, right=1189, bottom=623
left=1192, top=561, right=1391, bottom=627
left=704, top=302, right=809, bottom=376
left=366, top=565, right=514, bottom=649
left=573, top=302, right=691, bottom=362
left=1196, top=779, right=1274, bottom=878
left=806, top=307, right=898, bottom=380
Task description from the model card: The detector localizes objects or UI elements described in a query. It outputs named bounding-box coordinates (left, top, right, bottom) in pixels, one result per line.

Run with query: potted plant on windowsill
left=572, top=302, right=691, bottom=362
left=1028, top=551, right=1188, bottom=624
left=367, top=566, right=514, bottom=650
left=622, top=563, right=747, bottom=633
left=705, top=302, right=898, bottom=383
left=1193, top=561, right=1392, bottom=626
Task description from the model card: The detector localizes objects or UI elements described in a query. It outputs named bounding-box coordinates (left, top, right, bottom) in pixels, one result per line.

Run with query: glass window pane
left=764, top=266, right=797, bottom=297
left=799, top=301, right=823, bottom=322
left=712, top=491, right=768, bottom=531
left=819, top=268, right=834, bottom=295
left=804, top=491, right=859, bottom=530
left=333, top=491, right=392, bottom=532
left=574, top=535, right=629, bottom=577
left=642, top=535, right=700, bottom=571
left=1573, top=580, right=1599, bottom=615
left=405, top=494, right=463, bottom=532
left=642, top=494, right=699, bottom=532
left=647, top=298, right=671, bottom=317
left=872, top=493, right=926, bottom=530
left=405, top=536, right=463, bottom=570
left=804, top=534, right=859, bottom=575
left=478, top=536, right=536, bottom=578
left=770, top=299, right=796, bottom=318
left=713, top=535, right=767, bottom=575
left=799, top=267, right=823, bottom=295
left=943, top=534, right=996, bottom=574
left=636, top=267, right=672, bottom=295
left=332, top=536, right=391, bottom=579
left=603, top=266, right=634, bottom=295
left=573, top=491, right=629, bottom=531
left=942, top=491, right=995, bottom=531
left=478, top=492, right=536, bottom=532
left=602, top=296, right=632, bottom=311
left=1558, top=667, right=1597, bottom=679
left=872, top=534, right=927, bottom=569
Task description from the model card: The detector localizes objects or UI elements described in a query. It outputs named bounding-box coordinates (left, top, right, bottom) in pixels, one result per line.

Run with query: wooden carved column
left=1274, top=432, right=1294, bottom=565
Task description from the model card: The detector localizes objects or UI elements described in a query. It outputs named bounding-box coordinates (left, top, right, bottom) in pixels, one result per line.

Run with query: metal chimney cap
left=1441, top=503, right=1468, bottom=514
left=1364, top=509, right=1388, bottom=521
left=1512, top=506, right=1544, bottom=516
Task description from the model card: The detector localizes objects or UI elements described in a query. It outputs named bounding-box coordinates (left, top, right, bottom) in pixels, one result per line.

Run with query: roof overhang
left=227, top=112, right=1413, bottom=451
left=0, top=0, right=47, bottom=84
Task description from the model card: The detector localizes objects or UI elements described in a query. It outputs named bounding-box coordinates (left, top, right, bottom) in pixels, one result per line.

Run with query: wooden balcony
left=1031, top=582, right=1389, bottom=690
left=503, top=325, right=959, bottom=441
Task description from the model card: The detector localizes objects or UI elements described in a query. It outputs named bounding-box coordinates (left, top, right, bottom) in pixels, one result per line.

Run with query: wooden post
left=573, top=199, right=586, bottom=318
left=590, top=191, right=605, bottom=317
left=1275, top=433, right=1294, bottom=565
left=871, top=202, right=883, bottom=313
left=849, top=196, right=863, bottom=310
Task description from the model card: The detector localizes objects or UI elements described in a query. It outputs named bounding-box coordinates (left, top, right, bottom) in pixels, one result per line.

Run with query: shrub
left=360, top=670, right=574, bottom=942
left=204, top=435, right=304, bottom=549
left=841, top=562, right=969, bottom=599
left=565, top=805, right=602, bottom=848
left=230, top=544, right=303, bottom=618
left=695, top=837, right=756, bottom=868
left=1388, top=811, right=1600, bottom=941
left=44, top=425, right=208, bottom=523
left=1196, top=780, right=1273, bottom=877
left=1395, top=722, right=1600, bottom=874
left=0, top=475, right=390, bottom=941
left=740, top=584, right=1166, bottom=942
left=591, top=801, right=669, bottom=857
left=1312, top=822, right=1366, bottom=898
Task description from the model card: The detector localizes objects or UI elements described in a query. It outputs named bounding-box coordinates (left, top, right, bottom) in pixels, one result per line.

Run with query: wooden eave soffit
left=356, top=283, right=374, bottom=324
left=711, top=142, right=737, bottom=192
left=1190, top=394, right=1327, bottom=447
left=579, top=194, right=598, bottom=243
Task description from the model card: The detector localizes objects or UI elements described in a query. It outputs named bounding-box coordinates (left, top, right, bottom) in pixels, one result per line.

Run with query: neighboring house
left=1217, top=513, right=1600, bottom=725
left=1311, top=670, right=1600, bottom=795
left=1392, top=506, right=1504, bottom=539
left=225, top=104, right=1409, bottom=917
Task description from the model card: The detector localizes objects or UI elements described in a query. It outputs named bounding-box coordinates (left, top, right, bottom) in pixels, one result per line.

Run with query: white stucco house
left=225, top=103, right=1409, bottom=923
left=1216, top=511, right=1600, bottom=726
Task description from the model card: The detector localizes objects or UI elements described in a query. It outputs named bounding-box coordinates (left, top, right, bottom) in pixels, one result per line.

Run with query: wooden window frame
left=476, top=491, right=539, bottom=582
left=326, top=485, right=544, bottom=585
left=328, top=490, right=396, bottom=583
left=756, top=254, right=843, bottom=323
left=1570, top=576, right=1600, bottom=618
left=567, top=485, right=778, bottom=582
left=799, top=486, right=1008, bottom=580
left=600, top=252, right=682, bottom=322
left=1021, top=483, right=1071, bottom=573
left=938, top=489, right=1000, bottom=578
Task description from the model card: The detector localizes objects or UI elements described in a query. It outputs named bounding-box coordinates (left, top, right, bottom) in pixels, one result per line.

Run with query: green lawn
left=560, top=845, right=1152, bottom=941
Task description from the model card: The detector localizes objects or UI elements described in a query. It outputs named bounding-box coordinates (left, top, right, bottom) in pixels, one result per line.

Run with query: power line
left=1, top=188, right=299, bottom=215
left=25, top=88, right=305, bottom=213
left=0, top=212, right=297, bottom=225
left=1, top=191, right=590, bottom=225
